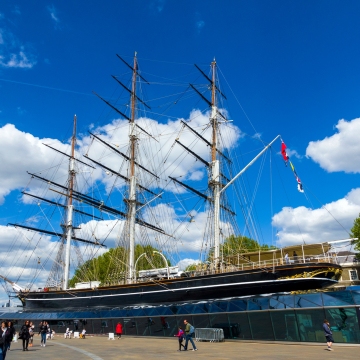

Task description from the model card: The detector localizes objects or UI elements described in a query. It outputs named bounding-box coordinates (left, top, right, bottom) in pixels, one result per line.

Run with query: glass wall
left=4, top=290, right=360, bottom=343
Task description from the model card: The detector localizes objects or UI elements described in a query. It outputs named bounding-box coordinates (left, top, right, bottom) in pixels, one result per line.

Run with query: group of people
left=18, top=320, right=50, bottom=351
left=284, top=251, right=299, bottom=264
left=174, top=319, right=198, bottom=352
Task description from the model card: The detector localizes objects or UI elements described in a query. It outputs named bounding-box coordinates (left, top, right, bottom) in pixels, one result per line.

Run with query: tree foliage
left=207, top=235, right=277, bottom=261
left=350, top=213, right=360, bottom=254
left=69, top=244, right=171, bottom=287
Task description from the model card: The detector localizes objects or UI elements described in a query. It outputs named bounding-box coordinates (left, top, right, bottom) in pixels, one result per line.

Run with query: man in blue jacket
left=323, top=319, right=334, bottom=351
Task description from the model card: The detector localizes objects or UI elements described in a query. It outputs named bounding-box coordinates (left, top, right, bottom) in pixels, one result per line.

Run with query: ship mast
left=209, top=59, right=221, bottom=268
left=128, top=52, right=138, bottom=283
left=63, top=114, right=77, bottom=290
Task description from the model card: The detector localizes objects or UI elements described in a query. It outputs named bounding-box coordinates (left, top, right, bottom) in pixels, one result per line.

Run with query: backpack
left=189, top=325, right=195, bottom=334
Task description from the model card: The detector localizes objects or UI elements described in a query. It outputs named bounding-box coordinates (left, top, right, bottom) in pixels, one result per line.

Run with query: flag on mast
left=281, top=140, right=289, bottom=165
left=281, top=139, right=304, bottom=193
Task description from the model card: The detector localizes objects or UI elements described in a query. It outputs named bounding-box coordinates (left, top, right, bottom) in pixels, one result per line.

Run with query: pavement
left=6, top=335, right=359, bottom=359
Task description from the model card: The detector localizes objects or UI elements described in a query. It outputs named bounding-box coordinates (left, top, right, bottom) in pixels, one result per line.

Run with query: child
left=81, top=329, right=86, bottom=339
left=174, top=326, right=185, bottom=351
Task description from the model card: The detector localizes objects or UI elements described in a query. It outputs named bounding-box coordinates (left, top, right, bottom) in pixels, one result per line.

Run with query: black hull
left=22, top=262, right=340, bottom=310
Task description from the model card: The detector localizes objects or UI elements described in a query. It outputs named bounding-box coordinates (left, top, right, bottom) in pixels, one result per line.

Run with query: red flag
left=281, top=141, right=289, bottom=164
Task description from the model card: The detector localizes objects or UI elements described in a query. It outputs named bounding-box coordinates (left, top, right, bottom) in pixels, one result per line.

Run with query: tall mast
left=128, top=52, right=138, bottom=283
left=210, top=59, right=221, bottom=268
left=63, top=114, right=77, bottom=289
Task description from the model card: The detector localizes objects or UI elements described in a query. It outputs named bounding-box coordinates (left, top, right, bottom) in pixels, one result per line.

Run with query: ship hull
left=22, top=262, right=340, bottom=310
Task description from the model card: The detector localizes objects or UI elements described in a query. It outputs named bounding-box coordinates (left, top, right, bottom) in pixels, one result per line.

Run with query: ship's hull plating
left=22, top=263, right=340, bottom=310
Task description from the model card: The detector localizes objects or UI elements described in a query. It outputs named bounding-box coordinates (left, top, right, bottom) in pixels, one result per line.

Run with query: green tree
left=69, top=244, right=171, bottom=287
left=207, top=235, right=276, bottom=261
left=350, top=213, right=360, bottom=258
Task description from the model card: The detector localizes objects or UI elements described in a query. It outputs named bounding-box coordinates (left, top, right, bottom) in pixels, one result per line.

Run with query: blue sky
left=1, top=1, right=360, bottom=301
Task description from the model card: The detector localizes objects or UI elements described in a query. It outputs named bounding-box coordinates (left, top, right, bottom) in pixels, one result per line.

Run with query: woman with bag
left=19, top=320, right=31, bottom=351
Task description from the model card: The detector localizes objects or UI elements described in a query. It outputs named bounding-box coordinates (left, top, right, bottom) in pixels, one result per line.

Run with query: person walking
left=28, top=322, right=35, bottom=347
left=6, top=321, right=15, bottom=353
left=0, top=321, right=8, bottom=360
left=115, top=322, right=123, bottom=339
left=183, top=319, right=197, bottom=351
left=174, top=326, right=185, bottom=351
left=20, top=320, right=31, bottom=351
left=38, top=321, right=49, bottom=347
left=323, top=319, right=334, bottom=351
left=293, top=251, right=298, bottom=263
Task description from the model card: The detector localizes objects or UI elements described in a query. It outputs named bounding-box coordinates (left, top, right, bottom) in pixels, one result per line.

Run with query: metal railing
left=187, top=254, right=339, bottom=277
left=194, top=328, right=224, bottom=342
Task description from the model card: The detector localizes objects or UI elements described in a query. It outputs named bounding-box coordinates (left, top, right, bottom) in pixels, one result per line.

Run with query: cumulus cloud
left=272, top=188, right=360, bottom=246
left=0, top=123, right=102, bottom=205
left=0, top=28, right=37, bottom=69
left=306, top=117, right=360, bottom=173
left=177, top=258, right=201, bottom=270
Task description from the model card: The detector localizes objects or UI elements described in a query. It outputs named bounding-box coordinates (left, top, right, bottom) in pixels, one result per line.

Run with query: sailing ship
left=3, top=54, right=341, bottom=310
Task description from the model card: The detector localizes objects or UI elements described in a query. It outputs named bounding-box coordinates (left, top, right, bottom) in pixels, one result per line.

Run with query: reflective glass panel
left=351, top=291, right=360, bottom=304
left=143, top=308, right=160, bottom=317
left=248, top=297, right=269, bottom=311
left=227, top=313, right=251, bottom=339
left=248, top=311, right=274, bottom=340
left=228, top=299, right=247, bottom=312
left=137, top=317, right=153, bottom=335
left=295, top=293, right=323, bottom=308
left=123, top=317, right=138, bottom=336
left=191, top=305, right=207, bottom=314
left=325, top=308, right=360, bottom=343
left=295, top=309, right=326, bottom=342
left=209, top=314, right=230, bottom=338
left=322, top=292, right=354, bottom=306
left=156, top=307, right=174, bottom=316
left=270, top=311, right=300, bottom=341
left=209, top=303, right=225, bottom=313
left=270, top=295, right=294, bottom=309
left=192, top=315, right=210, bottom=330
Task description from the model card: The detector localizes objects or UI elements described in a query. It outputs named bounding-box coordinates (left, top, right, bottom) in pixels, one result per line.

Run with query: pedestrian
left=0, top=321, right=8, bottom=360
left=323, top=319, right=334, bottom=351
left=28, top=321, right=34, bottom=347
left=38, top=320, right=49, bottom=347
left=115, top=322, right=123, bottom=339
left=0, top=321, right=12, bottom=359
left=81, top=329, right=86, bottom=339
left=174, top=326, right=185, bottom=351
left=284, top=252, right=289, bottom=264
left=6, top=321, right=15, bottom=352
left=19, top=320, right=31, bottom=351
left=183, top=319, right=198, bottom=351
left=293, top=251, right=298, bottom=263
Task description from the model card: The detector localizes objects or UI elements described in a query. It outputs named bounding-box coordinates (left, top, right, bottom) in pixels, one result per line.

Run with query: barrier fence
left=194, top=328, right=224, bottom=342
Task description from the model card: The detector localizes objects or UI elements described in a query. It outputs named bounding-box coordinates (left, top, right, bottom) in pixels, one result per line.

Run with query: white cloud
left=0, top=123, right=102, bottom=205
left=272, top=188, right=360, bottom=246
left=47, top=5, right=60, bottom=27
left=286, top=148, right=302, bottom=159
left=0, top=28, right=37, bottom=69
left=177, top=258, right=200, bottom=270
left=306, top=117, right=360, bottom=173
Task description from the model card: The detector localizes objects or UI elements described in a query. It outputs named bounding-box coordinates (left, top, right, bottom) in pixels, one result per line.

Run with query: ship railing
left=188, top=254, right=339, bottom=277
